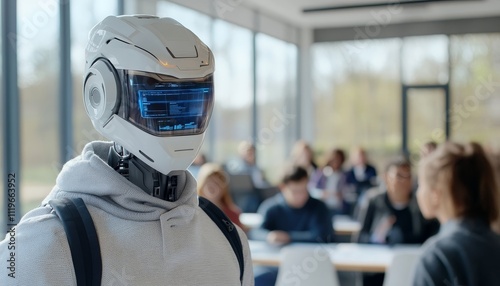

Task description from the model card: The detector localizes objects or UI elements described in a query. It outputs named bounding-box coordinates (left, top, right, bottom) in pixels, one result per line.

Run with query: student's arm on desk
left=249, top=227, right=271, bottom=241
left=249, top=201, right=275, bottom=241
left=251, top=227, right=319, bottom=244
left=249, top=222, right=291, bottom=245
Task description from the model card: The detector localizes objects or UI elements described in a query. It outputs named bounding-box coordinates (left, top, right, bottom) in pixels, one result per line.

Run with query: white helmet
left=83, top=15, right=215, bottom=175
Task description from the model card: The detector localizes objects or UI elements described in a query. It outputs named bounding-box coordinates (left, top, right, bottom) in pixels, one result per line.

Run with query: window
left=156, top=1, right=212, bottom=46
left=312, top=39, right=401, bottom=171
left=450, top=34, right=500, bottom=147
left=210, top=20, right=253, bottom=163
left=406, top=88, right=447, bottom=155
left=402, top=35, right=449, bottom=85
left=256, top=33, right=298, bottom=183
left=71, top=0, right=117, bottom=158
left=18, top=0, right=60, bottom=214
left=0, top=3, right=4, bottom=219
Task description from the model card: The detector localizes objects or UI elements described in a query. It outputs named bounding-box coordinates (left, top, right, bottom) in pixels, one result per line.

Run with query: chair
left=275, top=246, right=340, bottom=286
left=383, top=251, right=421, bottom=286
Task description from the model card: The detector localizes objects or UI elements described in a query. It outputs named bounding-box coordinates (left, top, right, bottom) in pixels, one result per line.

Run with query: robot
left=0, top=15, right=252, bottom=286
left=84, top=15, right=214, bottom=201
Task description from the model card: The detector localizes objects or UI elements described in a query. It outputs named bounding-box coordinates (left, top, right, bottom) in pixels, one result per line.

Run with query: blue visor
left=119, top=70, right=214, bottom=136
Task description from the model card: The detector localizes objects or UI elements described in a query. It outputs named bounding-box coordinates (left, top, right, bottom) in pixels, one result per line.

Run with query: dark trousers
left=254, top=266, right=279, bottom=286
left=363, top=273, right=385, bottom=286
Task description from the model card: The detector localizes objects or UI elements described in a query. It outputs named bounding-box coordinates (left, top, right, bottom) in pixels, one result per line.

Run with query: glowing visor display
left=120, top=70, right=214, bottom=136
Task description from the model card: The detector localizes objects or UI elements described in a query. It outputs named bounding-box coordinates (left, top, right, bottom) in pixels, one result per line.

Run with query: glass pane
left=211, top=19, right=253, bottom=163
left=18, top=0, right=60, bottom=214
left=407, top=89, right=446, bottom=159
left=0, top=3, right=3, bottom=222
left=402, top=35, right=449, bottom=85
left=312, top=39, right=401, bottom=173
left=256, top=34, right=298, bottom=183
left=72, top=0, right=117, bottom=157
left=450, top=34, right=500, bottom=149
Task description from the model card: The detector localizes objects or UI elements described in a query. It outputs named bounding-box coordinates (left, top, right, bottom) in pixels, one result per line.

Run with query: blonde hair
left=238, top=141, right=254, bottom=156
left=421, top=142, right=500, bottom=223
left=196, top=163, right=236, bottom=208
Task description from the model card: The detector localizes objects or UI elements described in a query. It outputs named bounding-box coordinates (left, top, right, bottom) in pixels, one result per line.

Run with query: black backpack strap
left=199, top=196, right=244, bottom=284
left=48, top=197, right=102, bottom=286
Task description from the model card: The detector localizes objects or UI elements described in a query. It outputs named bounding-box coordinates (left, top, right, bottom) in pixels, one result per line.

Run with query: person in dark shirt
left=345, top=147, right=378, bottom=215
left=252, top=165, right=334, bottom=285
left=413, top=142, right=500, bottom=286
left=355, top=157, right=439, bottom=286
left=356, top=157, right=438, bottom=245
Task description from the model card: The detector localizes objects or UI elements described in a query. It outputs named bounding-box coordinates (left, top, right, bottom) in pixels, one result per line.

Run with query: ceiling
left=242, top=0, right=500, bottom=28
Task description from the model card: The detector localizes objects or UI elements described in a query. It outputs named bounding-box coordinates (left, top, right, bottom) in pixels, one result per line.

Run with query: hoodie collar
left=43, top=141, right=198, bottom=225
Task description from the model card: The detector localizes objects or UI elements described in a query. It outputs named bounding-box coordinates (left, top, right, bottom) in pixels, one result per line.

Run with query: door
left=402, top=85, right=450, bottom=160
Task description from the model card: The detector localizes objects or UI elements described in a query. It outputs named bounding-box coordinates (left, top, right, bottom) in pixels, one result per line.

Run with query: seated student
left=345, top=147, right=378, bottom=214
left=310, top=148, right=348, bottom=216
left=197, top=163, right=245, bottom=230
left=227, top=141, right=269, bottom=188
left=356, top=157, right=440, bottom=286
left=413, top=142, right=500, bottom=286
left=356, top=157, right=439, bottom=245
left=290, top=140, right=319, bottom=175
left=225, top=141, right=269, bottom=213
left=251, top=165, right=334, bottom=286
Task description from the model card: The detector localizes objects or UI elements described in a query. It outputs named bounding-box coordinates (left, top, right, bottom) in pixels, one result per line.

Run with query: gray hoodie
left=0, top=141, right=254, bottom=286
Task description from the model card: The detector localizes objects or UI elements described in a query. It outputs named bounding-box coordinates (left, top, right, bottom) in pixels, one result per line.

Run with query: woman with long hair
left=197, top=163, right=245, bottom=230
left=414, top=142, right=500, bottom=285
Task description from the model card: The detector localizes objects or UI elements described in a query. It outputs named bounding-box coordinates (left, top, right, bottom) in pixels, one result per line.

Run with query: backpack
left=48, top=197, right=244, bottom=286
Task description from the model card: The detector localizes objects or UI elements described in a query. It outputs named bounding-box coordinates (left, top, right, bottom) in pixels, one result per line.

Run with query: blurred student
left=225, top=141, right=270, bottom=213
left=226, top=141, right=269, bottom=188
left=345, top=147, right=378, bottom=201
left=251, top=166, right=334, bottom=286
left=356, top=157, right=439, bottom=286
left=310, top=148, right=348, bottom=215
left=290, top=140, right=318, bottom=175
left=356, top=157, right=439, bottom=245
left=197, top=163, right=244, bottom=230
left=413, top=142, right=500, bottom=286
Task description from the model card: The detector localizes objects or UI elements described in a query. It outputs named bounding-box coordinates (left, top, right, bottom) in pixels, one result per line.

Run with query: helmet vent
left=166, top=45, right=198, bottom=59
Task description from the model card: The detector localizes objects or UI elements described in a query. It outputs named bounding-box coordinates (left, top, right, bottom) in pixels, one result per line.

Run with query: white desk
left=240, top=213, right=263, bottom=229
left=333, top=215, right=362, bottom=236
left=249, top=240, right=421, bottom=273
left=240, top=213, right=362, bottom=236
